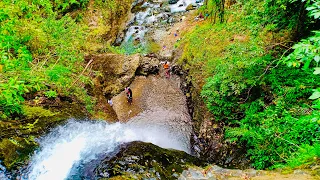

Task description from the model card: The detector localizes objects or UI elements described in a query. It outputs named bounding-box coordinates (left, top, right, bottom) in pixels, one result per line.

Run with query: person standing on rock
left=163, top=61, right=170, bottom=78
left=125, top=87, right=133, bottom=104
left=108, top=99, right=113, bottom=107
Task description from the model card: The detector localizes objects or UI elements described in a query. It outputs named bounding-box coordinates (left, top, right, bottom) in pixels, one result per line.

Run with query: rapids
left=120, top=0, right=203, bottom=46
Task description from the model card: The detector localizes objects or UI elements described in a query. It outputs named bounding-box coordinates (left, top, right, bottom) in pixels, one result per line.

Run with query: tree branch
left=240, top=46, right=294, bottom=103
left=68, top=59, right=94, bottom=90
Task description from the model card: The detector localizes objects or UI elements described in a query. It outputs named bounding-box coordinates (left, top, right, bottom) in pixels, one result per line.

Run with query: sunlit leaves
left=0, top=0, right=90, bottom=119
left=284, top=31, right=320, bottom=100
left=285, top=31, right=320, bottom=70
left=0, top=78, right=29, bottom=116
left=306, top=0, right=320, bottom=19
left=309, top=89, right=320, bottom=99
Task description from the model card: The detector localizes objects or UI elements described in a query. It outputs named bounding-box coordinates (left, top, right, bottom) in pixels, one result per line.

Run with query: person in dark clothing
left=125, top=87, right=133, bottom=104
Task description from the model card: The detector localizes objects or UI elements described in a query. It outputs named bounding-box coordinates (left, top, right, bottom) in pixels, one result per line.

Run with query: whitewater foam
left=25, top=119, right=189, bottom=180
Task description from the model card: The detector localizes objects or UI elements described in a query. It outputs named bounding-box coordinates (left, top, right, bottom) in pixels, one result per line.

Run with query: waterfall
left=24, top=119, right=190, bottom=180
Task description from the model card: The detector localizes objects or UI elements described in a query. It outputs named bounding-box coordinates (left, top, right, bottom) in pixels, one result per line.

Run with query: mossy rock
left=0, top=137, right=37, bottom=169
left=95, top=141, right=205, bottom=179
left=0, top=103, right=87, bottom=169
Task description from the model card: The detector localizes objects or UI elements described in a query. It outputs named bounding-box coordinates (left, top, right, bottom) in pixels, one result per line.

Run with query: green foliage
left=264, top=0, right=313, bottom=29
left=306, top=0, right=320, bottom=19
left=283, top=0, right=320, bottom=103
left=202, top=0, right=226, bottom=23
left=53, top=0, right=89, bottom=13
left=285, top=31, right=320, bottom=70
left=44, top=90, right=58, bottom=99
left=284, top=143, right=320, bottom=168
left=283, top=31, right=320, bottom=101
left=0, top=0, right=99, bottom=119
left=226, top=105, right=320, bottom=169
left=181, top=0, right=320, bottom=170
left=0, top=78, right=29, bottom=117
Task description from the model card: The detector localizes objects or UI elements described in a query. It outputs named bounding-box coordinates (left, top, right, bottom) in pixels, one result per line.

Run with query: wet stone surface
left=95, top=141, right=204, bottom=180
left=116, top=0, right=203, bottom=52
left=179, top=165, right=316, bottom=180
left=111, top=74, right=193, bottom=152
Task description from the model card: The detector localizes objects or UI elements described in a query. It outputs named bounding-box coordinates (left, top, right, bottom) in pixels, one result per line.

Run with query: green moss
left=0, top=137, right=37, bottom=169
left=0, top=102, right=86, bottom=169
left=22, top=105, right=57, bottom=119
left=145, top=40, right=161, bottom=53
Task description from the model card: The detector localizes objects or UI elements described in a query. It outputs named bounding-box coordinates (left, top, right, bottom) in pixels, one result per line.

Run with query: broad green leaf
left=314, top=67, right=320, bottom=75
left=309, top=90, right=320, bottom=100
left=314, top=55, right=320, bottom=63
left=312, top=12, right=320, bottom=19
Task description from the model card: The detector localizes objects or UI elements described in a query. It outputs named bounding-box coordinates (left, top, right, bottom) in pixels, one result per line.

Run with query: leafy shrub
left=226, top=105, right=320, bottom=169
left=180, top=0, right=320, bottom=170
left=0, top=0, right=96, bottom=119
left=284, top=143, right=320, bottom=168
left=0, top=78, right=29, bottom=117
left=44, top=90, right=58, bottom=99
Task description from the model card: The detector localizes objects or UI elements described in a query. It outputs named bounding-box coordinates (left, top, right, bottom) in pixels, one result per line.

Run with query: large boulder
left=88, top=53, right=140, bottom=96
left=95, top=141, right=204, bottom=179
left=136, top=55, right=160, bottom=75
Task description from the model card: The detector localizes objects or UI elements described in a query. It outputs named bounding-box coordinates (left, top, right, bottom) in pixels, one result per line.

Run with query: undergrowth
left=180, top=0, right=320, bottom=170
left=0, top=0, right=132, bottom=119
left=0, top=0, right=132, bottom=169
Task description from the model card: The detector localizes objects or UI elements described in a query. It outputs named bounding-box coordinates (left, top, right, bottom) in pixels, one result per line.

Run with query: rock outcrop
left=179, top=165, right=317, bottom=180
left=88, top=53, right=140, bottom=96
left=95, top=141, right=204, bottom=179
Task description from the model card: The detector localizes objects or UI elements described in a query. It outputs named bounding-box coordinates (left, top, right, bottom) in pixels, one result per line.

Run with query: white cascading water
left=121, top=0, right=203, bottom=46
left=25, top=119, right=190, bottom=180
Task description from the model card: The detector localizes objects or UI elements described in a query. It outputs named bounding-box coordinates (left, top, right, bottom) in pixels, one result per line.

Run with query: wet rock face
left=87, top=53, right=140, bottom=96
left=0, top=103, right=87, bottom=170
left=135, top=55, right=160, bottom=75
left=169, top=0, right=179, bottom=4
left=95, top=141, right=204, bottom=179
left=111, top=75, right=193, bottom=146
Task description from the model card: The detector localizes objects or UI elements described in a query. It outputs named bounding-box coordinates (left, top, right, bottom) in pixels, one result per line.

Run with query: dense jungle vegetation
left=180, top=0, right=320, bottom=170
left=0, top=0, right=132, bottom=120
left=0, top=0, right=132, bottom=168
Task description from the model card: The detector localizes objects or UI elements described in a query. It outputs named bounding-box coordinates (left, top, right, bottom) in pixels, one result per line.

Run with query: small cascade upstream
left=118, top=0, right=203, bottom=47
left=17, top=118, right=190, bottom=180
